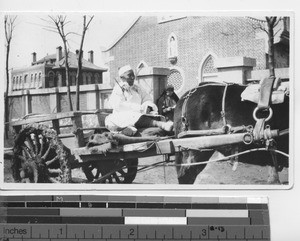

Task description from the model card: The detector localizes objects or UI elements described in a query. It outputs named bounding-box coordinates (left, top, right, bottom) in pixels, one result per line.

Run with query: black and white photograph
left=2, top=13, right=292, bottom=187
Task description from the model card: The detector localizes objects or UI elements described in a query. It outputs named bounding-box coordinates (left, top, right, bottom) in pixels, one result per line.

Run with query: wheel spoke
left=113, top=173, right=121, bottom=183
left=42, top=144, right=52, bottom=160
left=95, top=170, right=100, bottom=179
left=33, top=132, right=40, bottom=154
left=16, top=155, right=27, bottom=162
left=118, top=168, right=126, bottom=176
left=39, top=135, right=46, bottom=156
left=46, top=156, right=59, bottom=166
left=21, top=145, right=33, bottom=159
left=48, top=168, right=62, bottom=174
left=49, top=177, right=59, bottom=183
left=25, top=137, right=36, bottom=156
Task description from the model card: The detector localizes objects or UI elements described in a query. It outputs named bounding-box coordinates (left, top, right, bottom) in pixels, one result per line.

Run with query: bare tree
left=48, top=15, right=73, bottom=111
left=4, top=15, right=17, bottom=138
left=249, top=16, right=283, bottom=77
left=75, top=15, right=94, bottom=110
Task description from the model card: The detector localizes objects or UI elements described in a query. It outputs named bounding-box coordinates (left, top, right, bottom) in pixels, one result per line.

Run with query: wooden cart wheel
left=83, top=158, right=138, bottom=183
left=12, top=123, right=72, bottom=183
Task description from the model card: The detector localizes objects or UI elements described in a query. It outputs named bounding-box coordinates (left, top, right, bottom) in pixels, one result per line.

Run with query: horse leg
left=176, top=150, right=214, bottom=184
left=267, top=150, right=281, bottom=184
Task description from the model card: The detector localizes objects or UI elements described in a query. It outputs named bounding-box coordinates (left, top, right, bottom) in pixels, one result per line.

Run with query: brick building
left=103, top=16, right=290, bottom=97
left=8, top=47, right=111, bottom=120
left=10, top=46, right=107, bottom=91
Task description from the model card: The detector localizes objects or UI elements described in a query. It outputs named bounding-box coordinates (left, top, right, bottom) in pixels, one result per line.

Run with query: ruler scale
left=0, top=195, right=270, bottom=241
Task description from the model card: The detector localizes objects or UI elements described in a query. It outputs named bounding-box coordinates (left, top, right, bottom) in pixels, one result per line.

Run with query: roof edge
left=102, top=16, right=141, bottom=52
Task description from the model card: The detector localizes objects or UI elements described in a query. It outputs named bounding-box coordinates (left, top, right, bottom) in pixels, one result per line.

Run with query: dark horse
left=173, top=82, right=289, bottom=184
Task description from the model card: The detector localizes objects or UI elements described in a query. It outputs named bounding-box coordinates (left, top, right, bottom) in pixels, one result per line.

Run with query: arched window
left=34, top=73, right=38, bottom=88
left=82, top=73, right=87, bottom=85
left=24, top=74, right=28, bottom=89
left=167, top=68, right=184, bottom=93
left=69, top=72, right=76, bottom=86
left=167, top=33, right=178, bottom=62
left=19, top=76, right=23, bottom=89
left=87, top=73, right=93, bottom=84
left=16, top=76, right=19, bottom=90
left=30, top=74, right=34, bottom=88
left=94, top=73, right=99, bottom=84
left=12, top=77, right=16, bottom=90
left=48, top=71, right=55, bottom=88
left=94, top=73, right=103, bottom=84
left=38, top=72, right=42, bottom=88
left=199, top=53, right=218, bottom=83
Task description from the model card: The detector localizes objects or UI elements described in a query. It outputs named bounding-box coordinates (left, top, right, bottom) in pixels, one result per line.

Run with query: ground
left=4, top=153, right=289, bottom=185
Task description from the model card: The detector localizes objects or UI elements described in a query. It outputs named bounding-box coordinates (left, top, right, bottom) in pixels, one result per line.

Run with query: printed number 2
left=129, top=229, right=135, bottom=236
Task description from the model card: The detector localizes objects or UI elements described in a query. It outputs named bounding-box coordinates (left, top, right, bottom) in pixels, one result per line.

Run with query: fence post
left=49, top=88, right=60, bottom=113
left=72, top=112, right=85, bottom=147
left=86, top=85, right=98, bottom=110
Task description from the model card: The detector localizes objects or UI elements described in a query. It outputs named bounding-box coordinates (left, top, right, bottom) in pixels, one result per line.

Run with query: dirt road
left=4, top=153, right=289, bottom=185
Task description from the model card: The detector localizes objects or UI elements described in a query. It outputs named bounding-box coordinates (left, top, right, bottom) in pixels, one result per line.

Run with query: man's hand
left=141, top=101, right=158, bottom=114
left=163, top=107, right=173, bottom=113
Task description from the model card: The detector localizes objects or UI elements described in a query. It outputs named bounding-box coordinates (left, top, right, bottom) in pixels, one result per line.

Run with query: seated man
left=160, top=84, right=179, bottom=121
left=105, top=65, right=173, bottom=135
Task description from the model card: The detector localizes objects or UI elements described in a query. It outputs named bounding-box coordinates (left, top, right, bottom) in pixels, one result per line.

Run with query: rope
left=165, top=147, right=289, bottom=167
left=181, top=82, right=232, bottom=131
left=131, top=147, right=289, bottom=170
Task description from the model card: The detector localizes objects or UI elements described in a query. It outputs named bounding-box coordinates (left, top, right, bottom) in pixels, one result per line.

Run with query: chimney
left=56, top=46, right=62, bottom=63
left=76, top=50, right=83, bottom=60
left=88, top=50, right=94, bottom=63
left=32, top=52, right=36, bottom=64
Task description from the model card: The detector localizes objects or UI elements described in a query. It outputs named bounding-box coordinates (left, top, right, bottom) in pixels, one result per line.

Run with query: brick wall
left=107, top=16, right=268, bottom=96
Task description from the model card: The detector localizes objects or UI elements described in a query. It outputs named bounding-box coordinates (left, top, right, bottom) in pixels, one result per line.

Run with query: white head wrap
left=118, top=65, right=133, bottom=77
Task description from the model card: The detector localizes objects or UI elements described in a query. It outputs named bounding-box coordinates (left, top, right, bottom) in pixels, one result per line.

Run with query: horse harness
left=181, top=82, right=232, bottom=132
left=179, top=77, right=282, bottom=173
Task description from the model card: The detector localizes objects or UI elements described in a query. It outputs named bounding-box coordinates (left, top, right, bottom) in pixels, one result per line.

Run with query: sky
left=7, top=14, right=138, bottom=69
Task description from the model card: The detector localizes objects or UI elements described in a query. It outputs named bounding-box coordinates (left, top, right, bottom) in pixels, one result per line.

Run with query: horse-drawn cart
left=8, top=104, right=284, bottom=184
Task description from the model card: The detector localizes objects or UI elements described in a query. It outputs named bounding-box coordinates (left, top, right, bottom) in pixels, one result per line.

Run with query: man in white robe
left=105, top=65, right=173, bottom=134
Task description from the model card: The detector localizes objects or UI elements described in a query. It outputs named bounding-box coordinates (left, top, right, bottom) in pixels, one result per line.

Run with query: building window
left=38, top=72, right=42, bottom=88
left=203, top=55, right=217, bottom=74
left=85, top=73, right=92, bottom=84
left=82, top=73, right=87, bottom=85
left=24, top=74, right=28, bottom=89
left=30, top=74, right=34, bottom=88
left=167, top=68, right=184, bottom=93
left=70, top=72, right=76, bottom=86
left=167, top=34, right=178, bottom=64
left=12, top=77, right=16, bottom=90
left=16, top=76, right=19, bottom=90
left=34, top=73, right=38, bottom=88
left=48, top=71, right=55, bottom=88
left=20, top=76, right=23, bottom=89
left=94, top=73, right=100, bottom=84
left=199, top=53, right=218, bottom=83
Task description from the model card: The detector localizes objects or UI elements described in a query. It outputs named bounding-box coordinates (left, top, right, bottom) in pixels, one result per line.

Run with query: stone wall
left=7, top=84, right=112, bottom=122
